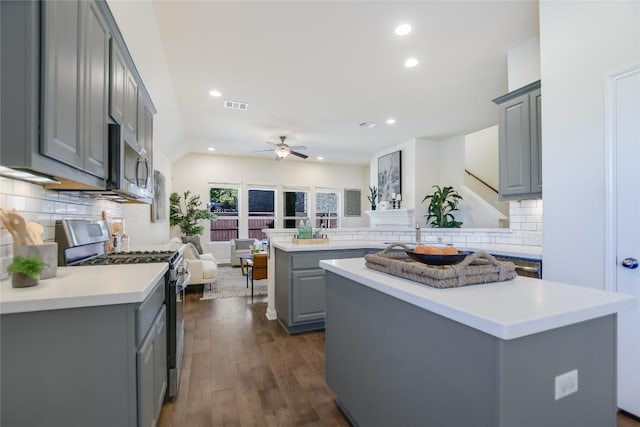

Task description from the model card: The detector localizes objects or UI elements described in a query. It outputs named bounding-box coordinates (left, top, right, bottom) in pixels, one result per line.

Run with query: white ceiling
left=111, top=1, right=539, bottom=165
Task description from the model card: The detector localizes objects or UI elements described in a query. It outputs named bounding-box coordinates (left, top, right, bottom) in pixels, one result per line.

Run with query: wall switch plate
left=555, top=369, right=578, bottom=400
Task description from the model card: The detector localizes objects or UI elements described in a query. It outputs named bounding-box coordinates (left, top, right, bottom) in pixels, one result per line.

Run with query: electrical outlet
left=555, top=369, right=578, bottom=400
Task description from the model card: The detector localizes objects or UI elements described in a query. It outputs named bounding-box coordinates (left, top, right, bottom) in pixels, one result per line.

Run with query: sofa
left=230, top=238, right=259, bottom=267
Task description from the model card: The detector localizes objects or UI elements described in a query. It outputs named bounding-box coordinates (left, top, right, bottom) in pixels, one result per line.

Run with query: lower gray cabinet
left=138, top=305, right=167, bottom=427
left=292, top=269, right=326, bottom=323
left=275, top=247, right=377, bottom=333
left=0, top=278, right=167, bottom=427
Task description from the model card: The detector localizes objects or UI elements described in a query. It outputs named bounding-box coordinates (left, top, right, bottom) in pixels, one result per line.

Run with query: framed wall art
left=151, top=170, right=166, bottom=222
left=377, top=150, right=401, bottom=203
left=344, top=189, right=362, bottom=217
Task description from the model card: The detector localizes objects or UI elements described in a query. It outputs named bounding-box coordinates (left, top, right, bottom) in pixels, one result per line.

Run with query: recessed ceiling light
left=404, top=58, right=419, bottom=68
left=209, top=90, right=222, bottom=97
left=395, top=24, right=412, bottom=36
left=207, top=147, right=216, bottom=151
left=386, top=118, right=396, bottom=125
left=317, top=156, right=324, bottom=160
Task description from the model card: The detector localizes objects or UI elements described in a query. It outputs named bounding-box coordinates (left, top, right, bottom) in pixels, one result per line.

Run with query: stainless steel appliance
left=55, top=219, right=188, bottom=400
left=492, top=254, right=542, bottom=279
left=84, top=123, right=152, bottom=203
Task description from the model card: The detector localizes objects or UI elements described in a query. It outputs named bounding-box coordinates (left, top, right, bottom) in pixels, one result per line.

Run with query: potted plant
left=367, top=185, right=378, bottom=210
left=169, top=191, right=215, bottom=236
left=422, top=185, right=464, bottom=228
left=7, top=255, right=45, bottom=288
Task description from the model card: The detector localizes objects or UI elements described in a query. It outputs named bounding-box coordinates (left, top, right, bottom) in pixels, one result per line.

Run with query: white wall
left=172, top=153, right=369, bottom=258
left=414, top=138, right=441, bottom=226
left=540, top=1, right=640, bottom=288
left=121, top=152, right=172, bottom=245
left=507, top=37, right=541, bottom=91
left=465, top=125, right=499, bottom=189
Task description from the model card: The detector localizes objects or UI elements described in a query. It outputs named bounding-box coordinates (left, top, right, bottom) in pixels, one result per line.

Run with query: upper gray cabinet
left=0, top=0, right=111, bottom=187
left=0, top=0, right=155, bottom=191
left=493, top=80, right=542, bottom=201
left=110, top=41, right=138, bottom=137
left=137, top=96, right=154, bottom=189
left=41, top=0, right=110, bottom=179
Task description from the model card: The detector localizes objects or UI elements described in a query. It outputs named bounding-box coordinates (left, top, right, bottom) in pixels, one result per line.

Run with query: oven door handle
left=177, top=270, right=191, bottom=292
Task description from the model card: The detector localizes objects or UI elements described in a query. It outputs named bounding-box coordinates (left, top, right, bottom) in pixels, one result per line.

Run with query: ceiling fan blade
left=253, top=149, right=275, bottom=152
left=265, top=141, right=279, bottom=146
left=289, top=145, right=307, bottom=150
left=290, top=150, right=308, bottom=159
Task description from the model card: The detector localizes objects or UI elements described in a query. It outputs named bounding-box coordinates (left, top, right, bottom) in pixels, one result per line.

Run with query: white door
left=609, top=65, right=640, bottom=417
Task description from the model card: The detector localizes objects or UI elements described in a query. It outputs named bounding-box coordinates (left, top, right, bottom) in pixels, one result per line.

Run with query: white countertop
left=0, top=263, right=168, bottom=314
left=319, top=258, right=635, bottom=340
left=273, top=240, right=542, bottom=259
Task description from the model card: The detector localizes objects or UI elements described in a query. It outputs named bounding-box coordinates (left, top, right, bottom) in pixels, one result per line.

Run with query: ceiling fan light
left=276, top=147, right=289, bottom=158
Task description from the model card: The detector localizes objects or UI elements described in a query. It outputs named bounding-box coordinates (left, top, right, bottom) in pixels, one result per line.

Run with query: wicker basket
left=364, top=243, right=516, bottom=289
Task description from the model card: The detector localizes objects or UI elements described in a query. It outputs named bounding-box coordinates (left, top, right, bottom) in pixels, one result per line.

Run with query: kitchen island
left=0, top=263, right=168, bottom=427
left=319, top=257, right=635, bottom=427
left=272, top=240, right=542, bottom=333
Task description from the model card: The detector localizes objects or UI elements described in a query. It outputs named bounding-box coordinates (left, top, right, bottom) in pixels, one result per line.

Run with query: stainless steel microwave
left=107, top=123, right=152, bottom=203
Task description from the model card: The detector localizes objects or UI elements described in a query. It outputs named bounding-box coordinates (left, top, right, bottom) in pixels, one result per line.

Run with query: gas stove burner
left=74, top=249, right=179, bottom=266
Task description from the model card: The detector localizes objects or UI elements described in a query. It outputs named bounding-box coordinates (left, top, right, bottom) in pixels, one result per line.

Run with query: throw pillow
left=183, top=243, right=200, bottom=260
left=182, top=236, right=203, bottom=254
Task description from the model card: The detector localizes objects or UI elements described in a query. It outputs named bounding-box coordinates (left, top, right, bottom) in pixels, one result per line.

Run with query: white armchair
left=183, top=243, right=217, bottom=290
left=230, top=239, right=259, bottom=267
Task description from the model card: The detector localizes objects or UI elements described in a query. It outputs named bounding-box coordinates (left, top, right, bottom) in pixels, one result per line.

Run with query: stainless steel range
left=55, top=219, right=189, bottom=400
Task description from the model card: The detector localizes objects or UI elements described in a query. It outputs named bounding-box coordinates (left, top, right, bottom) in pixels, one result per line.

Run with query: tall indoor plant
left=169, top=191, right=214, bottom=236
left=422, top=185, right=463, bottom=228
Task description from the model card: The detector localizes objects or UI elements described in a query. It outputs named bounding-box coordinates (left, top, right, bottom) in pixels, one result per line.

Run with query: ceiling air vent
left=358, top=121, right=376, bottom=128
left=224, top=100, right=248, bottom=111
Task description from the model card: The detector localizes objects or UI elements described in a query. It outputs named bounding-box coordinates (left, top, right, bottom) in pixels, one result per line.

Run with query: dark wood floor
left=159, top=293, right=640, bottom=427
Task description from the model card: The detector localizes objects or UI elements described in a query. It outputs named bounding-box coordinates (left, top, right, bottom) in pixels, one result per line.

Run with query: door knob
left=621, top=257, right=639, bottom=269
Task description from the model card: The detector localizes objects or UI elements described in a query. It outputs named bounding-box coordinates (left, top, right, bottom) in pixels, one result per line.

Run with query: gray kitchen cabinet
left=41, top=0, right=110, bottom=179
left=0, top=0, right=156, bottom=191
left=493, top=80, right=542, bottom=201
left=82, top=1, right=110, bottom=178
left=138, top=304, right=167, bottom=427
left=110, top=39, right=127, bottom=125
left=0, top=278, right=167, bottom=427
left=292, top=269, right=326, bottom=323
left=275, top=247, right=375, bottom=333
left=110, top=41, right=138, bottom=137
left=137, top=95, right=155, bottom=188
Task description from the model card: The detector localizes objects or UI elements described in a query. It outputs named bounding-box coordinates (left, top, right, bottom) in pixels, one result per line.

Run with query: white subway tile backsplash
left=519, top=200, right=538, bottom=208
left=525, top=215, right=542, bottom=223
left=509, top=215, right=525, bottom=223
left=1, top=178, right=122, bottom=252
left=520, top=223, right=537, bottom=231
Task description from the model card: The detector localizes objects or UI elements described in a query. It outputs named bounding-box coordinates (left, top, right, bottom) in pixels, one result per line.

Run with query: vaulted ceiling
left=109, top=1, right=539, bottom=164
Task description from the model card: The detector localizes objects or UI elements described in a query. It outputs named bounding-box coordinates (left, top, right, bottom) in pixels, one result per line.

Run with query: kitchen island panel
left=326, top=271, right=617, bottom=427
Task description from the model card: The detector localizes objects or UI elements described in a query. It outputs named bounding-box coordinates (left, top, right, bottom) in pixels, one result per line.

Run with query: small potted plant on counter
left=422, top=185, right=463, bottom=228
left=367, top=185, right=378, bottom=211
left=7, top=255, right=45, bottom=288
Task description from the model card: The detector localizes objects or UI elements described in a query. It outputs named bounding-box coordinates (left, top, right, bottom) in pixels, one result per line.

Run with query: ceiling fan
left=260, top=136, right=308, bottom=161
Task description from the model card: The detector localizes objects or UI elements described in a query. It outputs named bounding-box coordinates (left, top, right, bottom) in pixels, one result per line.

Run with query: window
left=315, top=190, right=338, bottom=228
left=209, top=187, right=239, bottom=241
left=248, top=188, right=275, bottom=240
left=282, top=191, right=308, bottom=228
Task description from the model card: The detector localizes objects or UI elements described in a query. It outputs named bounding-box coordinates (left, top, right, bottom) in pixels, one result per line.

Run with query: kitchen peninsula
left=320, top=257, right=635, bottom=427
left=270, top=233, right=542, bottom=333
